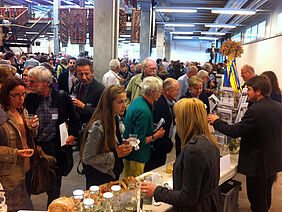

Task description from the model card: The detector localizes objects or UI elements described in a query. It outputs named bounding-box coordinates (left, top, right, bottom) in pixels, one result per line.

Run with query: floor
left=31, top=147, right=282, bottom=211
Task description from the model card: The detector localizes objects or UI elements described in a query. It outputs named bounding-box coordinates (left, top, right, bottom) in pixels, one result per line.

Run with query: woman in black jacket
left=141, top=98, right=223, bottom=212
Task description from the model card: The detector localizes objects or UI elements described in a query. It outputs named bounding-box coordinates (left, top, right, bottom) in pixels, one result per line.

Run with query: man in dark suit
left=72, top=58, right=105, bottom=125
left=58, top=57, right=77, bottom=95
left=208, top=75, right=282, bottom=212
left=145, top=78, right=179, bottom=172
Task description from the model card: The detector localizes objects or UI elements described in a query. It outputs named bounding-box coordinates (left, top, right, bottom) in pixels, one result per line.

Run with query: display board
left=236, top=34, right=282, bottom=87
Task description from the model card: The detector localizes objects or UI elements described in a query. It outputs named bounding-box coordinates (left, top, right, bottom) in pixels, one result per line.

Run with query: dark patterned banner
left=70, top=9, right=87, bottom=44
left=131, top=10, right=140, bottom=43
left=59, top=8, right=69, bottom=47
left=0, top=8, right=7, bottom=17
left=9, top=8, right=16, bottom=19
left=119, top=9, right=126, bottom=34
left=16, top=8, right=28, bottom=25
left=88, top=9, right=93, bottom=47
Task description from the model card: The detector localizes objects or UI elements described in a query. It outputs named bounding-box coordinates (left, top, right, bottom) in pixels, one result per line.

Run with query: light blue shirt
left=177, top=74, right=189, bottom=100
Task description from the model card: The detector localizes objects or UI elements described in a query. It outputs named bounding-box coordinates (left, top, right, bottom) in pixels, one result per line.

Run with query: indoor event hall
left=0, top=0, right=281, bottom=211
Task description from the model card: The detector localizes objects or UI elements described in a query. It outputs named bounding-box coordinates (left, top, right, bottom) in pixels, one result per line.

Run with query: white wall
left=236, top=35, right=282, bottom=87
left=171, top=40, right=212, bottom=64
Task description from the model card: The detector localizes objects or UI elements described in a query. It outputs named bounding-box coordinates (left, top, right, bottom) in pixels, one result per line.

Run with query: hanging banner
left=119, top=9, right=126, bottom=34
left=0, top=8, right=6, bottom=17
left=70, top=8, right=87, bottom=44
left=9, top=8, right=16, bottom=19
left=222, top=59, right=242, bottom=92
left=88, top=9, right=93, bottom=47
left=16, top=8, right=28, bottom=25
left=131, top=10, right=140, bottom=43
left=59, top=8, right=69, bottom=47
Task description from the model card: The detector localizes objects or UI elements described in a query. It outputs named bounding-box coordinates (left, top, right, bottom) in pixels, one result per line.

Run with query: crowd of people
left=0, top=50, right=281, bottom=212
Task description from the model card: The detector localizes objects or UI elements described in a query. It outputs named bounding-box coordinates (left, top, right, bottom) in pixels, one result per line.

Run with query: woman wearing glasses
left=0, top=77, right=38, bottom=211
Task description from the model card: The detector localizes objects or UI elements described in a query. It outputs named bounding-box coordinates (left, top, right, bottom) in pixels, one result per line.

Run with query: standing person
left=208, top=75, right=282, bottom=212
left=72, top=58, right=104, bottom=125
left=144, top=78, right=179, bottom=172
left=25, top=66, right=80, bottom=207
left=123, top=76, right=165, bottom=177
left=119, top=61, right=133, bottom=88
left=58, top=57, right=77, bottom=95
left=56, top=58, right=68, bottom=78
left=0, top=77, right=38, bottom=211
left=102, top=59, right=121, bottom=87
left=261, top=71, right=281, bottom=103
left=125, top=58, right=161, bottom=107
left=80, top=85, right=132, bottom=189
left=177, top=66, right=198, bottom=100
left=141, top=98, right=223, bottom=212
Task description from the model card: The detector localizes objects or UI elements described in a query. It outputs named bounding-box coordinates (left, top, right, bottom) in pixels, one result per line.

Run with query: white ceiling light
left=171, top=32, right=193, bottom=35
left=199, top=37, right=218, bottom=40
left=201, top=31, right=225, bottom=35
left=173, top=36, right=193, bottom=39
left=205, top=24, right=236, bottom=28
left=165, top=23, right=195, bottom=27
left=120, top=35, right=131, bottom=38
left=156, top=7, right=197, bottom=13
left=211, top=8, right=256, bottom=15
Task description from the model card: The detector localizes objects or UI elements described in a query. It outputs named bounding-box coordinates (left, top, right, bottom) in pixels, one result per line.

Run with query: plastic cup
left=129, top=134, right=137, bottom=146
left=25, top=114, right=34, bottom=128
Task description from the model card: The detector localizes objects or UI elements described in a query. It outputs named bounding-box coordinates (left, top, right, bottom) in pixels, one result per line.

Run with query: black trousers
left=246, top=175, right=275, bottom=212
left=84, top=164, right=114, bottom=190
left=46, top=175, right=62, bottom=208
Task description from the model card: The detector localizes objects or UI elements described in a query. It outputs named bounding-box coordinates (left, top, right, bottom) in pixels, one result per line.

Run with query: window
left=277, top=12, right=282, bottom=33
left=251, top=25, right=258, bottom=40
left=257, top=21, right=266, bottom=39
left=245, top=28, right=252, bottom=42
left=231, top=33, right=241, bottom=42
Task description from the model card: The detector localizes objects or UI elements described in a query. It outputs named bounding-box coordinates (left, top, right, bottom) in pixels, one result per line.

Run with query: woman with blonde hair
left=141, top=98, right=222, bottom=212
left=80, top=85, right=132, bottom=189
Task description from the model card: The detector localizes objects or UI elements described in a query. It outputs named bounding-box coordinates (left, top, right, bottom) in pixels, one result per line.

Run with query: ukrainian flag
left=222, top=59, right=242, bottom=92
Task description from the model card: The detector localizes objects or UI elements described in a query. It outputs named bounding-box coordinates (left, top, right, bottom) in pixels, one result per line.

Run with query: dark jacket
left=58, top=70, right=71, bottom=94
left=75, top=78, right=105, bottom=124
left=154, top=136, right=223, bottom=212
left=145, top=95, right=173, bottom=171
left=213, top=97, right=282, bottom=177
left=24, top=89, right=81, bottom=175
left=181, top=91, right=210, bottom=114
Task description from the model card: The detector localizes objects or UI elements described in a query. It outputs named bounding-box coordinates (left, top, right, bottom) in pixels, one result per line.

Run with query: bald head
left=142, top=58, right=157, bottom=78
left=241, top=64, right=255, bottom=82
left=163, top=78, right=180, bottom=102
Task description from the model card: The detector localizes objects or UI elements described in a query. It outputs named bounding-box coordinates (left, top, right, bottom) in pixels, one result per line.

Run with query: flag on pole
left=222, top=59, right=242, bottom=92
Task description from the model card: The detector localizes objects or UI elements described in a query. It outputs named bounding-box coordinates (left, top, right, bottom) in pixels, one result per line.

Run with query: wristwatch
left=152, top=134, right=155, bottom=142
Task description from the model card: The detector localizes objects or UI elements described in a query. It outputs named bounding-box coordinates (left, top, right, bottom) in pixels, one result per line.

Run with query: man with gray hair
left=241, top=64, right=255, bottom=88
left=177, top=65, right=198, bottom=100
left=123, top=76, right=165, bottom=177
left=102, top=59, right=121, bottom=87
left=25, top=66, right=80, bottom=207
left=125, top=58, right=162, bottom=107
left=145, top=78, right=179, bottom=171
left=24, top=54, right=39, bottom=68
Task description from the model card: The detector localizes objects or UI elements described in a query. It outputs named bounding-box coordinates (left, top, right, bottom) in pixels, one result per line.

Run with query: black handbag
left=30, top=148, right=57, bottom=195
left=60, top=145, right=74, bottom=177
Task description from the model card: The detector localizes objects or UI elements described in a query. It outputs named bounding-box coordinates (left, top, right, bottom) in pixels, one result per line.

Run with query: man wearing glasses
left=25, top=66, right=80, bottom=207
left=125, top=58, right=162, bottom=107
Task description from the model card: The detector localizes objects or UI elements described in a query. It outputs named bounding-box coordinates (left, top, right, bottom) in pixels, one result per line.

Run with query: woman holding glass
left=141, top=98, right=223, bottom=212
left=0, top=77, right=38, bottom=211
left=80, top=85, right=133, bottom=189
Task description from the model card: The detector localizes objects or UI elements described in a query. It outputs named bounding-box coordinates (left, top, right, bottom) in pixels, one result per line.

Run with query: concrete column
left=93, top=0, right=119, bottom=81
left=79, top=0, right=85, bottom=53
left=53, top=0, right=60, bottom=55
left=164, top=32, right=171, bottom=62
left=140, top=1, right=152, bottom=62
left=156, top=24, right=164, bottom=59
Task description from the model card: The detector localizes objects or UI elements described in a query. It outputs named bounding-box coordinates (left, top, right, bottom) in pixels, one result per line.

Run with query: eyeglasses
left=147, top=67, right=157, bottom=71
left=27, top=79, right=39, bottom=84
left=9, top=92, right=27, bottom=98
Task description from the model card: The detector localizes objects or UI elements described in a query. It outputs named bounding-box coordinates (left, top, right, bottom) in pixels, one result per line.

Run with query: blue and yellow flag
left=222, top=59, right=242, bottom=92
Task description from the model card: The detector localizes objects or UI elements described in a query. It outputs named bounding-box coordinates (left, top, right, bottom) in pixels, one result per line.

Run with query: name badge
left=52, top=114, right=58, bottom=120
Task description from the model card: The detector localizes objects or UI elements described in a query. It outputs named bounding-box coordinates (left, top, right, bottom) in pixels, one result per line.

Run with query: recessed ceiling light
left=201, top=31, right=225, bottom=35
left=165, top=23, right=195, bottom=27
left=156, top=7, right=197, bottom=13
left=170, top=32, right=193, bottom=35
left=211, top=8, right=256, bottom=15
left=205, top=24, right=236, bottom=28
left=173, top=36, right=193, bottom=39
